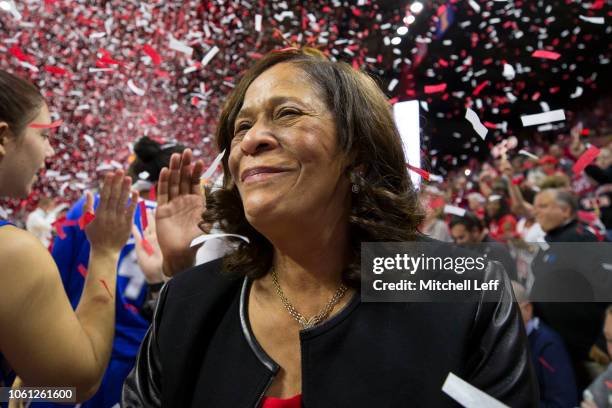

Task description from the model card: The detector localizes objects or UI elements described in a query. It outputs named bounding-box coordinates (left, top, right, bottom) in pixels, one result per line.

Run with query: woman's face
left=228, top=63, right=350, bottom=231
left=0, top=104, right=55, bottom=198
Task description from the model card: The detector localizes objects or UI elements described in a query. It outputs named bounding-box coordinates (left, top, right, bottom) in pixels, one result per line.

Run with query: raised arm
left=0, top=171, right=137, bottom=401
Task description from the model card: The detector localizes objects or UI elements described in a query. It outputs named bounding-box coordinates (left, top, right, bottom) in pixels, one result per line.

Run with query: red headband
left=29, top=119, right=63, bottom=129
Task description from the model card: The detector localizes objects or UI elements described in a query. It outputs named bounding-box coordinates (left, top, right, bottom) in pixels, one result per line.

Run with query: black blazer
left=122, top=257, right=538, bottom=407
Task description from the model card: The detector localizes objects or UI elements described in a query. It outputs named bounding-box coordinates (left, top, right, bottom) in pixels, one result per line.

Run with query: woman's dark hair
left=128, top=136, right=186, bottom=183
left=0, top=70, right=44, bottom=137
left=201, top=48, right=424, bottom=286
left=449, top=213, right=483, bottom=232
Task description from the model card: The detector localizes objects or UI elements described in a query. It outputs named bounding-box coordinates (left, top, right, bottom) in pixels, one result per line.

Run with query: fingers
left=83, top=191, right=94, bottom=214
left=157, top=167, right=169, bottom=205
left=132, top=225, right=143, bottom=243
left=125, top=191, right=139, bottom=224
left=179, top=149, right=193, bottom=195
left=106, top=170, right=125, bottom=213
left=116, top=176, right=132, bottom=214
left=98, top=172, right=113, bottom=211
left=191, top=159, right=205, bottom=195
left=168, top=153, right=181, bottom=200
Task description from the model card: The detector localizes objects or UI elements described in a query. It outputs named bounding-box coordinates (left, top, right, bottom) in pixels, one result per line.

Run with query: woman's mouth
left=241, top=166, right=290, bottom=184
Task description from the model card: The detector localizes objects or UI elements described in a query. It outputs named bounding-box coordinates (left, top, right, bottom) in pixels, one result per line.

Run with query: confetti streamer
left=201, top=46, right=220, bottom=66
left=99, top=279, right=114, bottom=299
left=138, top=201, right=148, bottom=230
left=190, top=233, right=250, bottom=248
left=141, top=238, right=155, bottom=256
left=518, top=150, right=539, bottom=160
left=406, top=163, right=430, bottom=181
left=77, top=264, right=88, bottom=278
left=443, top=205, right=466, bottom=217
left=201, top=149, right=226, bottom=181
left=579, top=16, right=604, bottom=25
left=424, top=83, right=447, bottom=94
left=531, top=50, right=561, bottom=60
left=78, top=212, right=95, bottom=230
left=538, top=357, right=555, bottom=373
left=142, top=44, right=162, bottom=65
left=465, top=108, right=488, bottom=140
left=572, top=146, right=601, bottom=174
left=127, top=79, right=146, bottom=96
left=168, top=34, right=193, bottom=56
left=520, top=109, right=565, bottom=127
left=442, top=372, right=509, bottom=408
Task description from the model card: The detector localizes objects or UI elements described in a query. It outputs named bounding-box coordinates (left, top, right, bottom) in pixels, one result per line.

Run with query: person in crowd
left=467, top=191, right=486, bottom=219
left=531, top=188, right=609, bottom=390
left=584, top=146, right=612, bottom=239
left=512, top=281, right=578, bottom=408
left=419, top=187, right=452, bottom=242
left=580, top=306, right=612, bottom=408
left=25, top=196, right=56, bottom=248
left=38, top=136, right=182, bottom=408
left=449, top=212, right=518, bottom=281
left=123, top=48, right=537, bottom=407
left=484, top=193, right=518, bottom=242
left=0, top=69, right=137, bottom=401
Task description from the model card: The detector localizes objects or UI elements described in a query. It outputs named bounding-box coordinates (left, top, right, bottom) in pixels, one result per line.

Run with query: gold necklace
left=271, top=267, right=349, bottom=330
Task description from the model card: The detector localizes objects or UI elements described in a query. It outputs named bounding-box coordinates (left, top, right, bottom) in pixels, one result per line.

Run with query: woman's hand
left=155, top=149, right=205, bottom=277
left=85, top=171, right=138, bottom=254
left=132, top=209, right=164, bottom=284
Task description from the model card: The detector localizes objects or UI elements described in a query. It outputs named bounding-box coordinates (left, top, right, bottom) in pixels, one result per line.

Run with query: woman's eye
left=234, top=123, right=251, bottom=135
left=276, top=108, right=300, bottom=119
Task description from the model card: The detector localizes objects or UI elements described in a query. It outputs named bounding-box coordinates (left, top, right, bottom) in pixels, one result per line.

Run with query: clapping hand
left=132, top=209, right=164, bottom=284
left=155, top=149, right=206, bottom=277
left=85, top=171, right=138, bottom=254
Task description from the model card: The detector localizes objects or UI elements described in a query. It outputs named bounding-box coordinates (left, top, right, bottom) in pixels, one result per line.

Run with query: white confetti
left=502, top=63, right=515, bottom=80
left=570, top=86, right=583, bottom=99
left=579, top=15, right=604, bottom=25
left=127, top=79, right=146, bottom=96
left=468, top=0, right=481, bottom=13
left=442, top=373, right=509, bottom=408
left=387, top=78, right=399, bottom=91
left=255, top=14, right=262, bottom=32
left=443, top=205, right=466, bottom=217
left=201, top=149, right=226, bottom=181
left=520, top=109, right=565, bottom=127
left=201, top=46, right=220, bottom=66
left=168, top=34, right=193, bottom=56
left=89, top=32, right=106, bottom=40
left=518, top=149, right=539, bottom=160
left=465, top=108, right=488, bottom=140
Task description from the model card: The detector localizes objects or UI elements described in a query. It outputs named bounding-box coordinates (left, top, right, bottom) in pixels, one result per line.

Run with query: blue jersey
left=32, top=196, right=154, bottom=408
left=0, top=219, right=16, bottom=406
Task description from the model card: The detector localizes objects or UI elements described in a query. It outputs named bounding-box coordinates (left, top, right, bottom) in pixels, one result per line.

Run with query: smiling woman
left=123, top=49, right=538, bottom=407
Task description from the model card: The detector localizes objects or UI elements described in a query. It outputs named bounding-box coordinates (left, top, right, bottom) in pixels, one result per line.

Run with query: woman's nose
left=240, top=122, right=278, bottom=156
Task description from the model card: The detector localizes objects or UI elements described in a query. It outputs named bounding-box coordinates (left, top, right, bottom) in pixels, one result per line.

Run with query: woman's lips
left=241, top=167, right=290, bottom=184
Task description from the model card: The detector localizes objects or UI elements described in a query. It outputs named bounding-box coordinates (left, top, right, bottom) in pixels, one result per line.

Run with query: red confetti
left=424, top=83, right=447, bottom=94
left=99, top=279, right=113, bottom=299
left=532, top=50, right=561, bottom=60
left=142, top=44, right=162, bottom=66
left=78, top=211, right=96, bottom=230
left=77, top=264, right=88, bottom=278
left=142, top=238, right=155, bottom=256
left=572, top=146, right=601, bottom=174
left=406, top=163, right=430, bottom=181
left=538, top=357, right=555, bottom=373
left=43, top=66, right=70, bottom=76
left=8, top=46, right=36, bottom=64
left=124, top=303, right=139, bottom=314
left=139, top=201, right=148, bottom=230
left=148, top=184, right=156, bottom=201
left=473, top=80, right=488, bottom=96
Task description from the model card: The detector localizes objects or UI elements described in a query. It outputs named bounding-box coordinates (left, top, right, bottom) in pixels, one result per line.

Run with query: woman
left=123, top=49, right=537, bottom=407
left=0, top=70, right=137, bottom=402
left=37, top=136, right=184, bottom=408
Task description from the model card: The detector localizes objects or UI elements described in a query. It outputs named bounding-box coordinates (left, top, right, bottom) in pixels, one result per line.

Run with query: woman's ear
left=0, top=122, right=9, bottom=162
